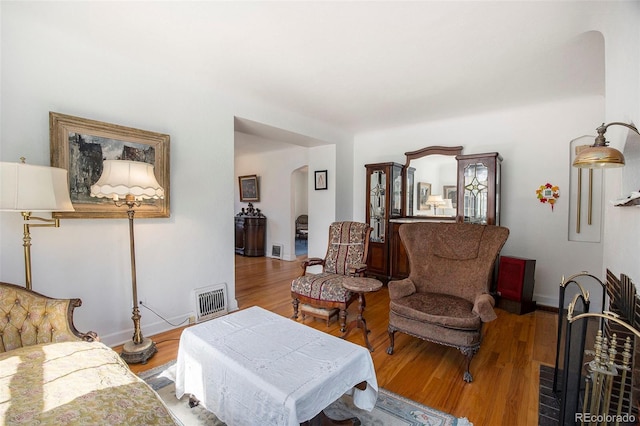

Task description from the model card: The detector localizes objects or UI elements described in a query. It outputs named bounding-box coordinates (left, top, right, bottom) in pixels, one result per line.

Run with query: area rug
left=141, top=361, right=472, bottom=426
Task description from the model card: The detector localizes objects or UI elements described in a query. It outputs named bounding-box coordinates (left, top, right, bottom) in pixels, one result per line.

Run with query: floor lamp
left=90, top=159, right=165, bottom=364
left=0, top=159, right=74, bottom=290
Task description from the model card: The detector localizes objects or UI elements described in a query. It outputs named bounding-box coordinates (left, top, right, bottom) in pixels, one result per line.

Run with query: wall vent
left=271, top=244, right=284, bottom=259
left=193, top=283, right=227, bottom=322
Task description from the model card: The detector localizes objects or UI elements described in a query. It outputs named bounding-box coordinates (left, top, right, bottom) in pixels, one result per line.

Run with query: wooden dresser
left=235, top=213, right=266, bottom=257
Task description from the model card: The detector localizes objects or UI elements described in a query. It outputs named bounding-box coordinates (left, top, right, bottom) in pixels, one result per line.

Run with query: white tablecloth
left=175, top=306, right=378, bottom=426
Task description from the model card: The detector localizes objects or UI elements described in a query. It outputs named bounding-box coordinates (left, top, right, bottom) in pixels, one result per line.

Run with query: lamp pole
left=118, top=194, right=157, bottom=364
left=21, top=212, right=61, bottom=290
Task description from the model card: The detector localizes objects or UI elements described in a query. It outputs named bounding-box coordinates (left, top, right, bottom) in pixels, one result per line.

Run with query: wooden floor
left=116, top=254, right=558, bottom=426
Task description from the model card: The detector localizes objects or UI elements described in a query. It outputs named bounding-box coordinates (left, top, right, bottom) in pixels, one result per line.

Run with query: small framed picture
left=417, top=182, right=432, bottom=210
left=443, top=185, right=457, bottom=208
left=315, top=170, right=328, bottom=190
left=239, top=175, right=260, bottom=202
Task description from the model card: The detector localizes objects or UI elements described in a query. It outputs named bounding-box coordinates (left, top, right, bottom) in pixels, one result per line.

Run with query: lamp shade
left=572, top=146, right=625, bottom=168
left=426, top=194, right=443, bottom=204
left=441, top=198, right=453, bottom=209
left=572, top=122, right=640, bottom=168
left=90, top=160, right=164, bottom=200
left=0, top=162, right=74, bottom=212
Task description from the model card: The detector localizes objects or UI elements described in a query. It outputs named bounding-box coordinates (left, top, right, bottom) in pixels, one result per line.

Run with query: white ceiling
left=234, top=117, right=330, bottom=156
left=30, top=1, right=610, bottom=148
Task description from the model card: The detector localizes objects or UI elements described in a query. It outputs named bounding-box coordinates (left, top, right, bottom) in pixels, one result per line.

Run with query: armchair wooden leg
left=292, top=298, right=300, bottom=320
left=386, top=327, right=396, bottom=355
left=339, top=309, right=348, bottom=332
left=461, top=347, right=476, bottom=383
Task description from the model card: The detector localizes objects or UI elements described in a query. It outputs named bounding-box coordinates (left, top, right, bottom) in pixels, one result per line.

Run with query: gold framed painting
left=49, top=112, right=170, bottom=218
left=239, top=174, right=260, bottom=202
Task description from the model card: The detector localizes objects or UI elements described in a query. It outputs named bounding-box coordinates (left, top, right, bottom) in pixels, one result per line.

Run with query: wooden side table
left=341, top=277, right=383, bottom=352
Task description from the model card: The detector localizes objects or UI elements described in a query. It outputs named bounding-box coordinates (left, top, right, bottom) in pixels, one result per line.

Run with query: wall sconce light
left=90, top=159, right=164, bottom=364
left=0, top=158, right=74, bottom=290
left=573, top=122, right=640, bottom=168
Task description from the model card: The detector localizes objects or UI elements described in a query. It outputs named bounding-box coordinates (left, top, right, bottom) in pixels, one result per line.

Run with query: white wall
left=293, top=167, right=309, bottom=219
left=600, top=2, right=640, bottom=284
left=354, top=96, right=605, bottom=308
left=335, top=138, right=355, bottom=221
left=0, top=3, right=349, bottom=346
left=307, top=145, right=337, bottom=264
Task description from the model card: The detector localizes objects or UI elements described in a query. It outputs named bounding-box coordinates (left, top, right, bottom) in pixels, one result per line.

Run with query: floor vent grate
left=271, top=244, right=284, bottom=259
left=193, top=283, right=227, bottom=322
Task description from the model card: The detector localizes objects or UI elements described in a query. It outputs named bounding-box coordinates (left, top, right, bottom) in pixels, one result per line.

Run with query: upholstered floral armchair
left=387, top=222, right=509, bottom=382
left=0, top=282, right=97, bottom=352
left=291, top=221, right=372, bottom=331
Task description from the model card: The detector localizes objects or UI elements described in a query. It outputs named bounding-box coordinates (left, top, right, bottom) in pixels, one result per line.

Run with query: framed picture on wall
left=49, top=111, right=170, bottom=219
left=417, top=182, right=432, bottom=210
left=315, top=170, right=328, bottom=190
left=443, top=185, right=457, bottom=208
left=239, top=175, right=260, bottom=201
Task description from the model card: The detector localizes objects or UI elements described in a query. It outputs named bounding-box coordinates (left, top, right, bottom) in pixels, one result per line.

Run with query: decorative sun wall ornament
left=537, top=183, right=560, bottom=211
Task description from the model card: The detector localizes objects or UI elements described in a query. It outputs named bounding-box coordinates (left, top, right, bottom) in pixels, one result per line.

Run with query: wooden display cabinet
left=364, top=162, right=404, bottom=280
left=389, top=221, right=410, bottom=280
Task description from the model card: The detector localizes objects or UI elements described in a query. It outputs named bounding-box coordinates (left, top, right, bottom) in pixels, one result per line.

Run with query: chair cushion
left=389, top=292, right=481, bottom=330
left=291, top=273, right=353, bottom=303
left=389, top=310, right=481, bottom=348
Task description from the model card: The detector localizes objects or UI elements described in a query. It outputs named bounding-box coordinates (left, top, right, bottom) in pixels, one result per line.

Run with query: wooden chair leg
left=461, top=347, right=476, bottom=383
left=292, top=298, right=299, bottom=320
left=386, top=327, right=396, bottom=355
left=339, top=309, right=348, bottom=332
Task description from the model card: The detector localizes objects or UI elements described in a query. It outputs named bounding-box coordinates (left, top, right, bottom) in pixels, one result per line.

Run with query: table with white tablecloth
left=175, top=306, right=378, bottom=426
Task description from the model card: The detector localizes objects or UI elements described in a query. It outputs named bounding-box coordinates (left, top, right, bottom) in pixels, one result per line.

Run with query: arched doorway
left=292, top=166, right=308, bottom=256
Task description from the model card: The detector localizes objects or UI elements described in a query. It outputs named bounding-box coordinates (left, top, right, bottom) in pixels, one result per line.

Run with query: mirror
left=404, top=146, right=462, bottom=218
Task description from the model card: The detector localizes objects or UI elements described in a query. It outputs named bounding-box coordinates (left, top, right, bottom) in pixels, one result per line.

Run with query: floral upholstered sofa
left=0, top=282, right=177, bottom=425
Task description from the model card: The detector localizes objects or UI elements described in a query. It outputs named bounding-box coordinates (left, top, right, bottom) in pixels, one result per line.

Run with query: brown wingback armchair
left=387, top=222, right=509, bottom=382
left=291, top=221, right=372, bottom=332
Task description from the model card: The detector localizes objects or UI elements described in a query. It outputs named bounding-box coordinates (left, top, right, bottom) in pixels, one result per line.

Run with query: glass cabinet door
left=463, top=163, right=489, bottom=224
left=456, top=152, right=502, bottom=226
left=369, top=170, right=386, bottom=242
left=365, top=161, right=408, bottom=280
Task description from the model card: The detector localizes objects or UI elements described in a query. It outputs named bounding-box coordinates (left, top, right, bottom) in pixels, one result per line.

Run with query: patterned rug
left=141, top=361, right=472, bottom=426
